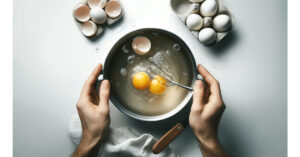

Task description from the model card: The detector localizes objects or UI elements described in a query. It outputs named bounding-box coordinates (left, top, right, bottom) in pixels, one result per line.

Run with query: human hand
left=189, top=64, right=227, bottom=157
left=73, top=63, right=110, bottom=157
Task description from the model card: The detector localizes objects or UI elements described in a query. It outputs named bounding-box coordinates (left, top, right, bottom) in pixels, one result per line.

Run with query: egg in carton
left=170, top=0, right=235, bottom=46
left=73, top=0, right=123, bottom=37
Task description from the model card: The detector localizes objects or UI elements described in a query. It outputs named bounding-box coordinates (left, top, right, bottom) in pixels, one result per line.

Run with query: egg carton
left=170, top=0, right=235, bottom=46
left=72, top=0, right=123, bottom=37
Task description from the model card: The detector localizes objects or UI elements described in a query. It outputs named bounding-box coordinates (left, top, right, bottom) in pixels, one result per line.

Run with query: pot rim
left=103, top=28, right=197, bottom=122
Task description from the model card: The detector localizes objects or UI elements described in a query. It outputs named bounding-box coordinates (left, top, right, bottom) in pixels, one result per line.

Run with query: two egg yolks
left=132, top=72, right=167, bottom=95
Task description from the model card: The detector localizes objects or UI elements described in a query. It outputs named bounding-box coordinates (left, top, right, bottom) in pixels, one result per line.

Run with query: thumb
left=191, top=80, right=205, bottom=112
left=98, top=80, right=110, bottom=111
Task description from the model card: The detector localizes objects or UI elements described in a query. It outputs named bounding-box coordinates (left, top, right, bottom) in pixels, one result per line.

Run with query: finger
left=81, top=63, right=102, bottom=96
left=99, top=80, right=110, bottom=111
left=191, top=80, right=205, bottom=112
left=197, top=64, right=221, bottom=99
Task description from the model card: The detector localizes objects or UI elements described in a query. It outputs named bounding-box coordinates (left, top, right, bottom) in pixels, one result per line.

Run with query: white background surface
left=13, top=0, right=287, bottom=156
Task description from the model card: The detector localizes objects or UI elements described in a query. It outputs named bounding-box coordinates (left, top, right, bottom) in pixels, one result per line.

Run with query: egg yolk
left=149, top=75, right=167, bottom=95
left=132, top=72, right=150, bottom=90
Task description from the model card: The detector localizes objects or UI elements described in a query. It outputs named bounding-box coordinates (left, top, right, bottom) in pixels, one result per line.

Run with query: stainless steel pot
left=103, top=28, right=197, bottom=122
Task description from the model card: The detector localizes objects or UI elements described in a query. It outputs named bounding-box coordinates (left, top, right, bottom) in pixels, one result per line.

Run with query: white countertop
left=13, top=0, right=287, bottom=156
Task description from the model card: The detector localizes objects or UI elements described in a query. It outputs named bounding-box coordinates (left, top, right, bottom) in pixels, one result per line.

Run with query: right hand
left=189, top=64, right=227, bottom=157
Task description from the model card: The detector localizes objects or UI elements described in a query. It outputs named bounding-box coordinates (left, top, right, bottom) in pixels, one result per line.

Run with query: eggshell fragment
left=90, top=7, right=107, bottom=24
left=213, top=14, right=231, bottom=32
left=198, top=28, right=217, bottom=45
left=186, top=14, right=203, bottom=31
left=105, top=0, right=122, bottom=18
left=74, top=4, right=91, bottom=22
left=132, top=37, right=151, bottom=55
left=88, top=0, right=107, bottom=8
left=200, top=0, right=218, bottom=17
left=81, top=21, right=98, bottom=37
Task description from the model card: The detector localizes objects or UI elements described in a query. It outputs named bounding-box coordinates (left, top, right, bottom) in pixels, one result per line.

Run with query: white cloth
left=68, top=115, right=179, bottom=157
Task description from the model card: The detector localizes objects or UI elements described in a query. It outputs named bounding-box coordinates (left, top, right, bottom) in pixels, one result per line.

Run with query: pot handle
left=152, top=123, right=185, bottom=154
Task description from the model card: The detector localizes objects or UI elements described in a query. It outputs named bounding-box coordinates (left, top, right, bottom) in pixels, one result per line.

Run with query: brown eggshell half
left=74, top=4, right=91, bottom=22
left=81, top=20, right=98, bottom=37
left=105, top=1, right=122, bottom=19
left=132, top=37, right=151, bottom=55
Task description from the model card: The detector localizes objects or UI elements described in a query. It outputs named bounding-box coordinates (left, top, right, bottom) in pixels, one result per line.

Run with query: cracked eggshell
left=90, top=7, right=107, bottom=24
left=200, top=0, right=218, bottom=17
left=132, top=37, right=151, bottom=55
left=74, top=4, right=91, bottom=22
left=105, top=0, right=122, bottom=18
left=213, top=14, right=231, bottom=32
left=88, top=0, right=107, bottom=8
left=189, top=0, right=204, bottom=3
left=81, top=20, right=98, bottom=37
left=186, top=14, right=203, bottom=31
left=198, top=28, right=217, bottom=45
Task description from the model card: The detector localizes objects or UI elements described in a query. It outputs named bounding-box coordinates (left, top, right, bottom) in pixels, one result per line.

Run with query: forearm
left=72, top=134, right=103, bottom=157
left=197, top=137, right=229, bottom=157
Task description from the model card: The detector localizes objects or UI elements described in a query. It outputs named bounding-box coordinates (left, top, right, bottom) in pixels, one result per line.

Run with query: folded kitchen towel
left=68, top=114, right=179, bottom=157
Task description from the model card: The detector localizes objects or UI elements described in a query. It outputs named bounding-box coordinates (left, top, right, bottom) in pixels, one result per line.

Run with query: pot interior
left=104, top=28, right=197, bottom=121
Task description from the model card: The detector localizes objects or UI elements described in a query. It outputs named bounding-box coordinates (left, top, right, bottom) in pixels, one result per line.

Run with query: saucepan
left=101, top=28, right=199, bottom=153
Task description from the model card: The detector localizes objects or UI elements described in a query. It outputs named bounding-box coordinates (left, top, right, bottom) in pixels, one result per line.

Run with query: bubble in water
left=127, top=55, right=135, bottom=64
left=166, top=50, right=171, bottom=56
left=173, top=43, right=181, bottom=51
left=116, top=82, right=120, bottom=87
left=149, top=52, right=164, bottom=67
left=182, top=72, right=188, bottom=76
left=120, top=68, right=127, bottom=76
left=122, top=45, right=129, bottom=54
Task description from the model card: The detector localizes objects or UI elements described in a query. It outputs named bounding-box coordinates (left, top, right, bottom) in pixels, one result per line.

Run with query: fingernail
left=102, top=80, right=110, bottom=87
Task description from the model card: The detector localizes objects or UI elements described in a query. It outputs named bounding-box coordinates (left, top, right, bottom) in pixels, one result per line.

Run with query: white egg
left=198, top=28, right=217, bottom=45
left=189, top=0, right=204, bottom=3
left=90, top=7, right=107, bottom=24
left=88, top=0, right=107, bottom=8
left=213, top=14, right=231, bottom=32
left=200, top=0, right=218, bottom=17
left=186, top=14, right=203, bottom=31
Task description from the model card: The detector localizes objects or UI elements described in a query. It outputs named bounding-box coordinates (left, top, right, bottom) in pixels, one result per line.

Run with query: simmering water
left=108, top=31, right=194, bottom=116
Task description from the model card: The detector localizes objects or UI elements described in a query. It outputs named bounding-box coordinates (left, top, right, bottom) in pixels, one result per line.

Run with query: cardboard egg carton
left=170, top=0, right=235, bottom=45
left=72, top=0, right=123, bottom=37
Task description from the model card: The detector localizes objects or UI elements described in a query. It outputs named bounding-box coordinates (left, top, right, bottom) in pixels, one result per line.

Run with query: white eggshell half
left=74, top=4, right=91, bottom=22
left=189, top=0, right=204, bottom=3
left=186, top=14, right=203, bottom=31
left=81, top=21, right=98, bottom=37
left=198, top=28, right=217, bottom=45
left=200, top=0, right=218, bottom=17
left=88, top=0, right=107, bottom=8
left=213, top=14, right=231, bottom=32
left=90, top=7, right=107, bottom=24
left=105, top=0, right=122, bottom=18
left=132, top=37, right=151, bottom=55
